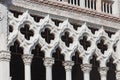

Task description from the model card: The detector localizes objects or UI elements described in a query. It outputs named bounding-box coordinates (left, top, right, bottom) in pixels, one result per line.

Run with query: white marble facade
left=1, top=0, right=120, bottom=80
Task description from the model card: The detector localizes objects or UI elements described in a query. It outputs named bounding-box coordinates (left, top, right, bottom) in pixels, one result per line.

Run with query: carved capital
left=116, top=71, right=120, bottom=80
left=63, top=61, right=74, bottom=71
left=44, top=57, right=54, bottom=67
left=0, top=50, right=11, bottom=62
left=81, top=64, right=92, bottom=72
left=99, top=67, right=109, bottom=76
left=22, top=54, right=33, bottom=65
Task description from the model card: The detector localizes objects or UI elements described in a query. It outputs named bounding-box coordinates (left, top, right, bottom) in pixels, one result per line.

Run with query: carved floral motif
left=44, top=57, right=54, bottom=67
left=81, top=64, right=92, bottom=72
left=63, top=61, right=74, bottom=71
left=22, top=54, right=33, bottom=65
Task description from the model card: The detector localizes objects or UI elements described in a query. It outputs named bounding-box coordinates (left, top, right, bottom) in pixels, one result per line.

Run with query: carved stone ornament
left=116, top=71, right=120, bottom=80
left=22, top=54, right=33, bottom=65
left=63, top=61, right=74, bottom=71
left=81, top=64, right=92, bottom=72
left=44, top=57, right=54, bottom=67
left=8, top=11, right=119, bottom=71
left=0, top=50, right=11, bottom=62
left=99, top=67, right=109, bottom=76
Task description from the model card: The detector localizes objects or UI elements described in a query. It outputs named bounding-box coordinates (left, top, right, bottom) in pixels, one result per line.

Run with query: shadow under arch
left=52, top=47, right=66, bottom=80
left=90, top=55, right=100, bottom=80
left=31, top=44, right=45, bottom=80
left=10, top=40, right=24, bottom=80
left=107, top=58, right=116, bottom=80
left=72, top=51, right=83, bottom=80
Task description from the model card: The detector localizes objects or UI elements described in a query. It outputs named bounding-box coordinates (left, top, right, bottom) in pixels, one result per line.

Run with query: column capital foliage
left=22, top=54, right=33, bottom=65
left=44, top=57, right=54, bottom=67
left=0, top=50, right=11, bottom=62
left=81, top=64, right=92, bottom=72
left=63, top=61, right=74, bottom=71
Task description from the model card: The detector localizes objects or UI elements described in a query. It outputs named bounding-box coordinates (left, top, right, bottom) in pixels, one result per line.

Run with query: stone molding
left=0, top=50, right=11, bottom=62
left=44, top=57, right=54, bottom=67
left=26, top=0, right=120, bottom=22
left=22, top=54, right=33, bottom=65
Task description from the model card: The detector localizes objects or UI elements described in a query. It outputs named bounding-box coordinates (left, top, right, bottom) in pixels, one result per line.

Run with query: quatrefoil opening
left=79, top=36, right=91, bottom=50
left=97, top=39, right=108, bottom=54
left=20, top=24, right=34, bottom=40
left=41, top=28, right=54, bottom=44
left=61, top=32, right=73, bottom=47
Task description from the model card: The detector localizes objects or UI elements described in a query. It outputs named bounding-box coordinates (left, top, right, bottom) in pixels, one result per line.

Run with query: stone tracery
left=8, top=10, right=120, bottom=80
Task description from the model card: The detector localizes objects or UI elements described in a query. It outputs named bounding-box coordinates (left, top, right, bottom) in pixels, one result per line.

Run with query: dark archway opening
left=90, top=55, right=100, bottom=80
left=72, top=51, right=83, bottom=80
left=31, top=44, right=45, bottom=80
left=52, top=47, right=66, bottom=80
left=107, top=58, right=116, bottom=80
left=10, top=40, right=24, bottom=80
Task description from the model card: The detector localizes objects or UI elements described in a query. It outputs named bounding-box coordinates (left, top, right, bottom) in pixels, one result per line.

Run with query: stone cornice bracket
left=0, top=50, right=11, bottom=62
left=99, top=67, right=109, bottom=76
left=22, top=54, right=33, bottom=65
left=81, top=64, right=92, bottom=72
left=44, top=57, right=54, bottom=67
left=63, top=61, right=74, bottom=71
left=116, top=70, right=120, bottom=80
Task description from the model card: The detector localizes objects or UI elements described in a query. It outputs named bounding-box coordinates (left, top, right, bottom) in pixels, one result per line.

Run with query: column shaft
left=80, top=0, right=85, bottom=8
left=63, top=61, right=74, bottom=80
left=22, top=54, right=33, bottom=80
left=44, top=57, right=54, bottom=80
left=96, top=0, right=102, bottom=12
left=81, top=64, right=92, bottom=80
left=0, top=51, right=10, bottom=80
left=99, top=67, right=108, bottom=80
left=0, top=1, right=10, bottom=80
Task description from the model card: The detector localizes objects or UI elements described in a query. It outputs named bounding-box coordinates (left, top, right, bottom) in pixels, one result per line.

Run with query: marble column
left=96, top=0, right=102, bottom=12
left=80, top=0, right=85, bottom=8
left=99, top=67, right=108, bottom=80
left=0, top=1, right=11, bottom=80
left=81, top=64, right=92, bottom=80
left=105, top=3, right=108, bottom=13
left=44, top=57, right=54, bottom=80
left=0, top=51, right=11, bottom=80
left=22, top=54, right=33, bottom=80
left=63, top=61, right=74, bottom=80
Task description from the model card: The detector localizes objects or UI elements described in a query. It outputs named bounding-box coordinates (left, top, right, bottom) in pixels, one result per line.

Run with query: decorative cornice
left=63, top=61, right=74, bottom=71
left=27, top=0, right=120, bottom=22
left=81, top=64, right=92, bottom=72
left=44, top=57, right=54, bottom=67
left=22, top=54, right=33, bottom=65
left=0, top=50, right=11, bottom=62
